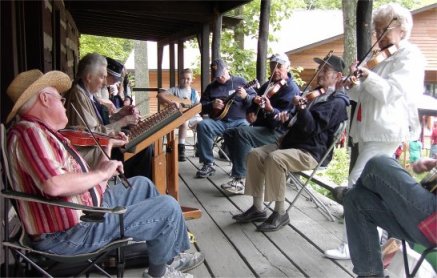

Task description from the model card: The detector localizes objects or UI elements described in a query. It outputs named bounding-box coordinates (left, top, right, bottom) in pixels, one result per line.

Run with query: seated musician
left=221, top=53, right=299, bottom=194
left=64, top=53, right=153, bottom=179
left=4, top=69, right=203, bottom=278
left=334, top=155, right=436, bottom=277
left=195, top=58, right=257, bottom=178
left=158, top=68, right=200, bottom=161
left=233, top=55, right=349, bottom=232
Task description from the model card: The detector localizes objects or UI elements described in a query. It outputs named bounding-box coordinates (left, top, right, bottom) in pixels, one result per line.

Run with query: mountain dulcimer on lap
left=123, top=103, right=202, bottom=219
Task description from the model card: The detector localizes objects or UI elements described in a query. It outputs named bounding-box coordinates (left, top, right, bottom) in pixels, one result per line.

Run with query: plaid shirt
left=7, top=116, right=104, bottom=235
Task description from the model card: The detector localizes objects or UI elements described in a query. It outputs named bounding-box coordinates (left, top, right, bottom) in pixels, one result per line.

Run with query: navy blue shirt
left=201, top=75, right=256, bottom=121
left=248, top=73, right=299, bottom=129
left=280, top=91, right=350, bottom=164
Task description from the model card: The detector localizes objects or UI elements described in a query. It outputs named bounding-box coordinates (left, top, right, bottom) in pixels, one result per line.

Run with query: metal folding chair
left=402, top=240, right=437, bottom=277
left=285, top=121, right=348, bottom=221
left=0, top=124, right=143, bottom=277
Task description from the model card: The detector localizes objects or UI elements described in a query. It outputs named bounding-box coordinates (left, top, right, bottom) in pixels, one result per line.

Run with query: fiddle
left=343, top=17, right=399, bottom=89
left=257, top=79, right=287, bottom=112
left=295, top=87, right=326, bottom=107
left=266, top=79, right=286, bottom=98
left=59, top=129, right=113, bottom=147
left=344, top=44, right=398, bottom=88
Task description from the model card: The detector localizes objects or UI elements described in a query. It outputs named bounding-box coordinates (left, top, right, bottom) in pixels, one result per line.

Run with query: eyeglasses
left=43, top=92, right=66, bottom=105
left=373, top=26, right=398, bottom=37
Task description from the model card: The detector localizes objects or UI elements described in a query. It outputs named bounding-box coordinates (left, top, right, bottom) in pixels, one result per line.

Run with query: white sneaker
left=143, top=266, right=193, bottom=278
left=170, top=251, right=204, bottom=272
left=220, top=178, right=245, bottom=195
left=324, top=243, right=351, bottom=260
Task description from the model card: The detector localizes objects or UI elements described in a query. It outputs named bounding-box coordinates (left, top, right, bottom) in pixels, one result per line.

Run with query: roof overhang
left=64, top=0, right=249, bottom=43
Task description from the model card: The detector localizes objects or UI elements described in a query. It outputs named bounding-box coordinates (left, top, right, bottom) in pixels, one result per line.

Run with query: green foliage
left=321, top=147, right=350, bottom=186
left=79, top=35, right=134, bottom=63
left=302, top=0, right=434, bottom=10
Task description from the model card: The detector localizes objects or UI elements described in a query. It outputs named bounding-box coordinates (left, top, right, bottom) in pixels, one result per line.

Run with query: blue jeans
left=196, top=118, right=248, bottom=164
left=223, top=126, right=283, bottom=178
left=33, top=177, right=190, bottom=266
left=344, top=155, right=436, bottom=276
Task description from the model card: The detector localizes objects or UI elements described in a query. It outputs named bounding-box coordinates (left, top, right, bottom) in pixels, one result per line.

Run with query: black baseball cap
left=211, top=58, right=228, bottom=78
left=313, top=55, right=345, bottom=72
left=106, top=57, right=124, bottom=81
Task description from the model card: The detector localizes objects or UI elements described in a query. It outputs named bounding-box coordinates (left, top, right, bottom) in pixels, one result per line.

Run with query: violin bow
left=344, top=16, right=398, bottom=83
left=284, top=50, right=333, bottom=128
left=70, top=103, right=131, bottom=188
left=302, top=50, right=334, bottom=96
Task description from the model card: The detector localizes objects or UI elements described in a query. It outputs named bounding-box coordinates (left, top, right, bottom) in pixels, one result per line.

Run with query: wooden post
left=211, top=10, right=222, bottom=63
left=200, top=23, right=210, bottom=92
left=169, top=42, right=176, bottom=87
left=157, top=41, right=164, bottom=91
left=257, top=0, right=270, bottom=83
left=177, top=39, right=184, bottom=75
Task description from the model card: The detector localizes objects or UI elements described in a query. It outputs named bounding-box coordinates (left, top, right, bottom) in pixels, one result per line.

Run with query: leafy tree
left=218, top=0, right=307, bottom=83
left=79, top=35, right=134, bottom=63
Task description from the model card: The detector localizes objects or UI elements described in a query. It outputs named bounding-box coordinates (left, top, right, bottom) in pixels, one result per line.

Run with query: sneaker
left=170, top=251, right=205, bottom=272
left=196, top=164, right=215, bottom=178
left=221, top=178, right=245, bottom=195
left=324, top=243, right=351, bottom=260
left=143, top=266, right=193, bottom=278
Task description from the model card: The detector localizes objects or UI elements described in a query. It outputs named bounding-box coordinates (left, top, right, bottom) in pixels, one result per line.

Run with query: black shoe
left=333, top=186, right=349, bottom=205
left=178, top=144, right=186, bottom=162
left=233, top=206, right=267, bottom=223
left=256, top=211, right=290, bottom=232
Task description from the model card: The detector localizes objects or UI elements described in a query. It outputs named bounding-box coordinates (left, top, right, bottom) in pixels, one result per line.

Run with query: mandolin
left=210, top=79, right=259, bottom=120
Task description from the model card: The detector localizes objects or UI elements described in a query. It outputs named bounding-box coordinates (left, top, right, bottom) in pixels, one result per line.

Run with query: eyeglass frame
left=42, top=91, right=66, bottom=105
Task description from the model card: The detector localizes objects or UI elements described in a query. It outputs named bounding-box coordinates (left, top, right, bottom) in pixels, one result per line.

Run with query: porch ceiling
left=64, top=0, right=249, bottom=43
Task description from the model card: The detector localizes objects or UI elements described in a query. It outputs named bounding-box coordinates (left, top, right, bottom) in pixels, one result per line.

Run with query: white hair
left=373, top=3, right=413, bottom=40
left=76, top=53, right=107, bottom=81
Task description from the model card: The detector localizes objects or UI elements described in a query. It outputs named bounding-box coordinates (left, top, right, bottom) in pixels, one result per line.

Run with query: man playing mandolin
left=220, top=53, right=299, bottom=194
left=195, top=58, right=257, bottom=178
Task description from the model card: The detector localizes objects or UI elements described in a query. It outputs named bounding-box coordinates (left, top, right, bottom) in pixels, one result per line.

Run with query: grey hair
left=18, top=89, right=45, bottom=114
left=373, top=3, right=413, bottom=40
left=76, top=53, right=107, bottom=81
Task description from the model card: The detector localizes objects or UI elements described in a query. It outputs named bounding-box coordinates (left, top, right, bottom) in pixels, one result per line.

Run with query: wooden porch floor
left=123, top=140, right=356, bottom=278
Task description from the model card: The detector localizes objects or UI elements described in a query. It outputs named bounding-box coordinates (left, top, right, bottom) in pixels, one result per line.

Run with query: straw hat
left=6, top=69, right=71, bottom=123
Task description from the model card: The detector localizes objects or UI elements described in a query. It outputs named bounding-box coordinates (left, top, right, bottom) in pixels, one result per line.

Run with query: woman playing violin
left=324, top=3, right=426, bottom=265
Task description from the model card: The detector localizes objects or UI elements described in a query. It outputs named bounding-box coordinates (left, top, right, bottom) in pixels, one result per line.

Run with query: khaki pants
left=245, top=144, right=318, bottom=202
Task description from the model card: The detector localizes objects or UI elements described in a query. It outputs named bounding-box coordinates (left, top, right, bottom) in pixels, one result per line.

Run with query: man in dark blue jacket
left=196, top=59, right=257, bottom=178
left=221, top=53, right=299, bottom=194
left=233, top=55, right=350, bottom=232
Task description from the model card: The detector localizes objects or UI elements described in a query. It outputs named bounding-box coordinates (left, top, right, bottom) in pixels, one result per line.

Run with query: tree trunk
left=342, top=0, right=357, bottom=72
left=348, top=0, right=373, bottom=173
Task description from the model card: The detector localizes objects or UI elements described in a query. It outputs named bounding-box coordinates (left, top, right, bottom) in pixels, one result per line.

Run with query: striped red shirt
left=7, top=116, right=104, bottom=235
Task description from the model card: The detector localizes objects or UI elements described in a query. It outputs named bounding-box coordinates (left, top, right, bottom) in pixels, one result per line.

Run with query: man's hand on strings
left=212, top=99, right=224, bottom=110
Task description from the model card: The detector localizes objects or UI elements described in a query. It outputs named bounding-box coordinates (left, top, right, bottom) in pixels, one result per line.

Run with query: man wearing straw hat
left=5, top=69, right=203, bottom=277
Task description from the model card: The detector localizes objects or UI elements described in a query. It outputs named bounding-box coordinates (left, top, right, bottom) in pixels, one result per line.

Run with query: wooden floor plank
left=181, top=161, right=303, bottom=277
